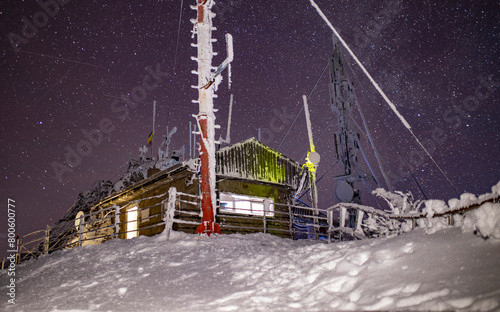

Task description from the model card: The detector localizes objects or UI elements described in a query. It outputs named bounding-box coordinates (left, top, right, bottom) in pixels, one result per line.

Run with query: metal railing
left=326, top=192, right=500, bottom=242
left=10, top=187, right=496, bottom=266
left=8, top=187, right=331, bottom=265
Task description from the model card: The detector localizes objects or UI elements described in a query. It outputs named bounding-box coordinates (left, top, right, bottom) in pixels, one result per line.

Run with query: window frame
left=219, top=193, right=275, bottom=217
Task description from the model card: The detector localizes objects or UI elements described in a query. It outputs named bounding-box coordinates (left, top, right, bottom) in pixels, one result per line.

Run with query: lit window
left=219, top=193, right=274, bottom=217
left=126, top=206, right=138, bottom=239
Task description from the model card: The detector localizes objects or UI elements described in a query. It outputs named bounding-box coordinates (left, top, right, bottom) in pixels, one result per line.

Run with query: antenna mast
left=191, top=0, right=233, bottom=235
left=330, top=36, right=363, bottom=204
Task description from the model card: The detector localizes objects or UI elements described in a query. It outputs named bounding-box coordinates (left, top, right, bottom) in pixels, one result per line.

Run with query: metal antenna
left=219, top=94, right=233, bottom=145
left=191, top=0, right=233, bottom=235
left=302, top=95, right=320, bottom=235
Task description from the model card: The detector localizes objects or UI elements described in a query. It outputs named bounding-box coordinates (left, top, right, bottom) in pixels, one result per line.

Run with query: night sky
left=1, top=1, right=499, bottom=255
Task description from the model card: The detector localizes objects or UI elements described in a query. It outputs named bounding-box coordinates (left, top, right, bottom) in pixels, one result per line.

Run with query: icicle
left=228, top=62, right=232, bottom=89
left=189, top=121, right=192, bottom=159
left=226, top=33, right=233, bottom=89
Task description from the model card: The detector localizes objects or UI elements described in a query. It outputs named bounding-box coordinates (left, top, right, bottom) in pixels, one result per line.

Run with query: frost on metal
left=191, top=0, right=234, bottom=234
left=216, top=138, right=301, bottom=189
left=372, top=188, right=423, bottom=215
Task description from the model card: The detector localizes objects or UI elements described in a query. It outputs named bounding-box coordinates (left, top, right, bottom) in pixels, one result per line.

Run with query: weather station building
left=76, top=137, right=302, bottom=244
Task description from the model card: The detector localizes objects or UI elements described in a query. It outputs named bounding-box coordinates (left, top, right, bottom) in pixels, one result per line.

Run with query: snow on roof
left=216, top=137, right=301, bottom=188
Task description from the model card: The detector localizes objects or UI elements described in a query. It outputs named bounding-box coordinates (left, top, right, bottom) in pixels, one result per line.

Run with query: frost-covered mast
left=191, top=0, right=233, bottom=235
left=330, top=37, right=362, bottom=203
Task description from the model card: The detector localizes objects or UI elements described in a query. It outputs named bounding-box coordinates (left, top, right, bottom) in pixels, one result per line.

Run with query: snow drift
left=3, top=182, right=499, bottom=311
left=2, top=225, right=499, bottom=311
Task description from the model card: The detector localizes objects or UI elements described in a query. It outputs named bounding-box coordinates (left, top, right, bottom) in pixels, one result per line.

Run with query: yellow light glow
left=126, top=207, right=138, bottom=239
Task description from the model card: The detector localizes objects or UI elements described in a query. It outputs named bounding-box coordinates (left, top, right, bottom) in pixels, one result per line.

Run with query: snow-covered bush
left=461, top=202, right=500, bottom=239
left=362, top=212, right=416, bottom=238
left=363, top=189, right=425, bottom=237
left=492, top=180, right=500, bottom=195
left=418, top=216, right=451, bottom=235
left=363, top=182, right=500, bottom=239
left=448, top=193, right=478, bottom=210
left=363, top=213, right=402, bottom=238
left=372, top=188, right=423, bottom=214
left=422, top=199, right=447, bottom=218
left=417, top=199, right=452, bottom=234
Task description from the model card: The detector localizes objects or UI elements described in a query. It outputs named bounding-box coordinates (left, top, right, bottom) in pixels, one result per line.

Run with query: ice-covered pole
left=303, top=95, right=320, bottom=234
left=303, top=95, right=316, bottom=154
left=193, top=0, right=220, bottom=235
left=151, top=100, right=156, bottom=158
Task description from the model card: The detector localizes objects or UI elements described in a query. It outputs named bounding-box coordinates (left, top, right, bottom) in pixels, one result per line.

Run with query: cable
left=314, top=115, right=337, bottom=144
left=410, top=130, right=461, bottom=196
left=299, top=115, right=336, bottom=163
left=172, top=0, right=184, bottom=74
left=309, top=0, right=460, bottom=197
left=348, top=67, right=428, bottom=199
left=298, top=161, right=338, bottom=200
left=18, top=50, right=107, bottom=69
left=352, top=165, right=383, bottom=209
left=277, top=61, right=329, bottom=150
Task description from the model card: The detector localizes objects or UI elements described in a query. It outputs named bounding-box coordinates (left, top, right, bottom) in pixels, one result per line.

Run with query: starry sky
left=1, top=0, right=499, bottom=254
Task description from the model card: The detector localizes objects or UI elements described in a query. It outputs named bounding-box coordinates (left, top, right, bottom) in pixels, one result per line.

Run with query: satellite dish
left=308, top=151, right=321, bottom=166
left=335, top=180, right=354, bottom=202
left=75, top=211, right=85, bottom=231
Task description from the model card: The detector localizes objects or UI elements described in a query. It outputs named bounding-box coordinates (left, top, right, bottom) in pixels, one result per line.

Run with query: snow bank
left=492, top=180, right=500, bottom=195
left=419, top=198, right=500, bottom=238
left=448, top=193, right=478, bottom=210
left=369, top=181, right=500, bottom=240
left=461, top=202, right=500, bottom=239
left=423, top=199, right=447, bottom=218
left=2, top=228, right=499, bottom=311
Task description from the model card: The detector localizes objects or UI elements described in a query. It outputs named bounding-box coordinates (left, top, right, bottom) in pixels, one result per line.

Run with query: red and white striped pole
left=193, top=0, right=220, bottom=235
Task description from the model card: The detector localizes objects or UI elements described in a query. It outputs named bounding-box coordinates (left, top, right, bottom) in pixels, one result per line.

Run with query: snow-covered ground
left=2, top=222, right=499, bottom=311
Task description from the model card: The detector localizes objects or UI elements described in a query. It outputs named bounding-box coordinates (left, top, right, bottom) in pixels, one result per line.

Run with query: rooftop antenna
left=159, top=126, right=177, bottom=160
left=189, top=121, right=193, bottom=158
left=218, top=93, right=233, bottom=145
left=191, top=0, right=234, bottom=235
left=149, top=100, right=157, bottom=159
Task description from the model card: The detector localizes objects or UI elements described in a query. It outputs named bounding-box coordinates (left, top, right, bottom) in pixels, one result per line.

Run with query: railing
left=164, top=188, right=329, bottom=240
left=11, top=187, right=495, bottom=266
left=326, top=192, right=500, bottom=242
left=7, top=187, right=335, bottom=265
left=14, top=228, right=46, bottom=264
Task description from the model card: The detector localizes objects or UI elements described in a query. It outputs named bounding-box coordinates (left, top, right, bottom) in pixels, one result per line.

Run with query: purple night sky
left=1, top=1, right=499, bottom=256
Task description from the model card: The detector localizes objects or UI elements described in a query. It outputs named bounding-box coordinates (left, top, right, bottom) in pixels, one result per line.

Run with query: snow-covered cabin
left=69, top=138, right=301, bottom=245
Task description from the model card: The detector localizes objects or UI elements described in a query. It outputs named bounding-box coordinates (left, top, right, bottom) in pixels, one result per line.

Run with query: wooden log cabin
left=80, top=138, right=302, bottom=244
